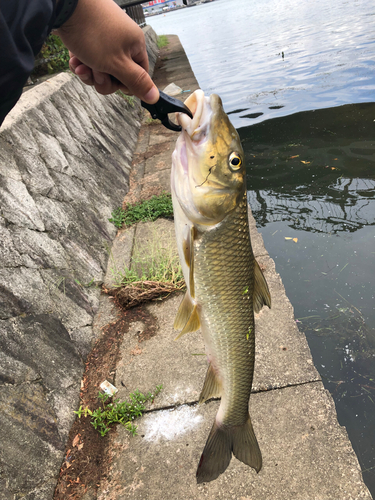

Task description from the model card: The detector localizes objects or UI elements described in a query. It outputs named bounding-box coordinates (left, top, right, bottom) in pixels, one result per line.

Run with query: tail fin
left=196, top=417, right=262, bottom=484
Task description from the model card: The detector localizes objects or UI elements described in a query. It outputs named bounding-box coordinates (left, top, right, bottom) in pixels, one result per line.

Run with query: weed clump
left=109, top=193, right=173, bottom=228
left=108, top=227, right=185, bottom=309
left=157, top=35, right=169, bottom=49
left=75, top=386, right=162, bottom=437
left=31, top=34, right=69, bottom=77
left=115, top=90, right=135, bottom=106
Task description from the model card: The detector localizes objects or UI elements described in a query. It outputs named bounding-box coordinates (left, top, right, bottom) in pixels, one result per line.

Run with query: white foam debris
left=143, top=406, right=203, bottom=442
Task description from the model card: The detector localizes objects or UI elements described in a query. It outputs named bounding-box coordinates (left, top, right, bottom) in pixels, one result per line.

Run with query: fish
left=171, top=89, right=271, bottom=484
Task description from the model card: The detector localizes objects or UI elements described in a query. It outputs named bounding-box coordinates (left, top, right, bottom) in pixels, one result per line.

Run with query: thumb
left=117, top=62, right=159, bottom=104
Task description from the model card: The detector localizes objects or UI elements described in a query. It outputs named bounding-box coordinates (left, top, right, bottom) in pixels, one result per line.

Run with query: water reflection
left=243, top=102, right=375, bottom=233
left=249, top=172, right=375, bottom=234
left=243, top=103, right=375, bottom=491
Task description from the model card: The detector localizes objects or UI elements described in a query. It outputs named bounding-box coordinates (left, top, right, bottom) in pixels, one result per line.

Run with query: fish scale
left=195, top=196, right=256, bottom=426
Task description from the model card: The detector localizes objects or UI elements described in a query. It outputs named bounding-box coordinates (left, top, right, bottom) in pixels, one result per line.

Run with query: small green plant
left=108, top=207, right=127, bottom=229
left=115, top=90, right=135, bottom=107
left=157, top=35, right=169, bottom=49
left=108, top=193, right=174, bottom=228
left=114, top=243, right=184, bottom=289
left=32, top=34, right=69, bottom=77
left=75, top=385, right=162, bottom=437
left=145, top=116, right=161, bottom=126
left=74, top=278, right=96, bottom=288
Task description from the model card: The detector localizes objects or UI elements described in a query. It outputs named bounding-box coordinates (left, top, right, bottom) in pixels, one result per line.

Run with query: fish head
left=172, top=89, right=245, bottom=226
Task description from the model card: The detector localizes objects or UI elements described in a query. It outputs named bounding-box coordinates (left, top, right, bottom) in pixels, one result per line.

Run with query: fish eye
left=228, top=152, right=242, bottom=170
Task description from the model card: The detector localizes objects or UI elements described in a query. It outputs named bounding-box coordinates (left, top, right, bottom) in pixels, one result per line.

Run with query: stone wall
left=0, top=26, right=158, bottom=500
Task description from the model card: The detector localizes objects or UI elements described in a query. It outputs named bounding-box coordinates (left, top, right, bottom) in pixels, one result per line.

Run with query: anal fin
left=199, top=364, right=221, bottom=403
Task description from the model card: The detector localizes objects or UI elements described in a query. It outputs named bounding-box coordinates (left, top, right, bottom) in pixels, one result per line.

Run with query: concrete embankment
left=96, top=36, right=373, bottom=499
left=0, top=27, right=157, bottom=500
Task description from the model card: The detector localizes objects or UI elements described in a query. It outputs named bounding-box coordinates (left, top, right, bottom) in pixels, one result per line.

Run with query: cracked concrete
left=0, top=25, right=159, bottom=500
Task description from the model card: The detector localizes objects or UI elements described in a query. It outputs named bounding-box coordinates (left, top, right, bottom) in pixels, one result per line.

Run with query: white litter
left=163, top=83, right=183, bottom=96
left=100, top=380, right=118, bottom=396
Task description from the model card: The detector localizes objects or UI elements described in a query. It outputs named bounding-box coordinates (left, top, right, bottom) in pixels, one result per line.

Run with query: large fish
left=171, top=89, right=271, bottom=483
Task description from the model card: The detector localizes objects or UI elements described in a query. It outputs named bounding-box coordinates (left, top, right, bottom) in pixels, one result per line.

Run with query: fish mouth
left=176, top=90, right=212, bottom=142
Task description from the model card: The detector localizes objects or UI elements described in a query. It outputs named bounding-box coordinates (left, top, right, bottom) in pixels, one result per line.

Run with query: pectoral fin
left=174, top=291, right=194, bottom=330
left=181, top=225, right=196, bottom=298
left=199, top=364, right=222, bottom=403
left=187, top=225, right=196, bottom=298
left=173, top=292, right=200, bottom=340
left=182, top=225, right=191, bottom=267
left=253, top=260, right=271, bottom=313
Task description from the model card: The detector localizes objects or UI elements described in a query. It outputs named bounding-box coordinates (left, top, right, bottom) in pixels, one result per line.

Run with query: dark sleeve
left=0, top=0, right=57, bottom=126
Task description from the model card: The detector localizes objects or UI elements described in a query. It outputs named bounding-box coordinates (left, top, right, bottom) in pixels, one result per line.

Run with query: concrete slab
left=104, top=226, right=135, bottom=288
left=98, top=382, right=371, bottom=500
left=115, top=294, right=206, bottom=409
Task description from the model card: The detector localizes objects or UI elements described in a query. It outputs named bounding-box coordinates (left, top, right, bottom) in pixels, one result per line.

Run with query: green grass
left=157, top=35, right=169, bottom=49
left=114, top=240, right=184, bottom=288
left=111, top=225, right=184, bottom=286
left=74, top=386, right=162, bottom=437
left=109, top=225, right=185, bottom=308
left=109, top=193, right=174, bottom=228
left=115, top=90, right=135, bottom=106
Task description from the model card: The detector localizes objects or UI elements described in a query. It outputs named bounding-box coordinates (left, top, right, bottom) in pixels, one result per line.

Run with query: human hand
left=56, top=0, right=159, bottom=104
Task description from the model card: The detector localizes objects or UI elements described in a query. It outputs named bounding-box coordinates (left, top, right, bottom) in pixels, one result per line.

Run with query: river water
left=149, top=0, right=375, bottom=494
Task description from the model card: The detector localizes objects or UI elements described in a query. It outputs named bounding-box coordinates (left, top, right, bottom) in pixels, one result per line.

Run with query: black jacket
left=0, top=0, right=57, bottom=125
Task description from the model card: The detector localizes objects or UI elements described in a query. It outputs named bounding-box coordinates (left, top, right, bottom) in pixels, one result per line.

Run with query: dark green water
left=243, top=103, right=375, bottom=491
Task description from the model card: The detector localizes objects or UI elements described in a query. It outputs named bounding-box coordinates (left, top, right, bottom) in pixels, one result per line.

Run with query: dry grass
left=106, top=224, right=185, bottom=309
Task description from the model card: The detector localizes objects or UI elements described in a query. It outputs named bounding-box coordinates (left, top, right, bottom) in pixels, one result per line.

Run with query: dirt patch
left=132, top=140, right=171, bottom=166
left=53, top=299, right=160, bottom=500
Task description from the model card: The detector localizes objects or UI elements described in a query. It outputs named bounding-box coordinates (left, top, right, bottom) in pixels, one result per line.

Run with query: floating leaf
left=285, top=237, right=293, bottom=240
left=300, top=160, right=310, bottom=164
left=289, top=155, right=299, bottom=159
left=293, top=238, right=298, bottom=243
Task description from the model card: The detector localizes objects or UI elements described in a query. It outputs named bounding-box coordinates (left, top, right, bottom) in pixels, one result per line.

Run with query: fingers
left=68, top=54, right=159, bottom=102
left=70, top=57, right=115, bottom=94
left=69, top=55, right=94, bottom=85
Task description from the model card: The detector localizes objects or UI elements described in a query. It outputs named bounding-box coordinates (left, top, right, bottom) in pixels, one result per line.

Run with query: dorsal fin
left=253, top=260, right=271, bottom=313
